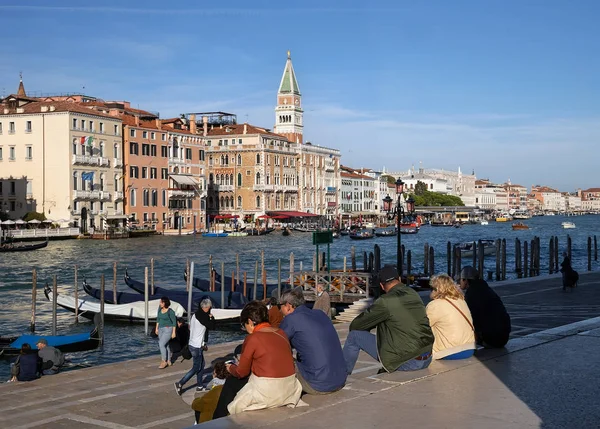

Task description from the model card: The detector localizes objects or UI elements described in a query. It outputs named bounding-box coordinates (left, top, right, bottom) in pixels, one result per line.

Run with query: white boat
left=459, top=239, right=497, bottom=257
left=44, top=286, right=185, bottom=323
left=480, top=220, right=489, bottom=225
left=562, top=222, right=576, bottom=229
left=513, top=211, right=531, bottom=220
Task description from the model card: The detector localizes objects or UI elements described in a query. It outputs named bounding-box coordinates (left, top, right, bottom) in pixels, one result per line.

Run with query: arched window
left=225, top=174, right=230, bottom=186
left=99, top=142, right=105, bottom=157
left=237, top=154, right=242, bottom=165
left=256, top=154, right=260, bottom=164
left=221, top=155, right=225, bottom=165
left=114, top=174, right=119, bottom=192
left=151, top=190, right=158, bottom=207
left=229, top=196, right=234, bottom=207
left=256, top=172, right=261, bottom=185
left=100, top=173, right=105, bottom=191
left=230, top=174, right=234, bottom=186
left=73, top=172, right=78, bottom=191
left=72, top=139, right=78, bottom=156
left=220, top=196, right=224, bottom=208
left=130, top=189, right=136, bottom=207
left=225, top=155, right=229, bottom=165
left=220, top=174, right=225, bottom=185
left=114, top=143, right=119, bottom=158
left=143, top=189, right=150, bottom=206
left=237, top=196, right=242, bottom=208
left=256, top=195, right=261, bottom=208
left=237, top=173, right=242, bottom=187
left=209, top=173, right=214, bottom=184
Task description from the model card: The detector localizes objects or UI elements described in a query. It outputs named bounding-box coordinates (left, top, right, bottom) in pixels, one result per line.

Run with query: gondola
left=44, top=284, right=185, bottom=323
left=349, top=231, right=374, bottom=240
left=0, top=319, right=101, bottom=358
left=400, top=228, right=418, bottom=234
left=123, top=271, right=248, bottom=310
left=247, top=228, right=275, bottom=236
left=375, top=229, right=397, bottom=237
left=340, top=230, right=349, bottom=236
left=0, top=239, right=49, bottom=253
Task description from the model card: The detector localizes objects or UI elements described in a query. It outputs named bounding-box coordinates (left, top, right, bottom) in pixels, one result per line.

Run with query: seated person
left=312, top=283, right=331, bottom=318
left=343, top=265, right=434, bottom=374
left=279, top=288, right=346, bottom=394
left=191, top=361, right=230, bottom=424
left=9, top=343, right=41, bottom=382
left=213, top=345, right=246, bottom=419
left=266, top=297, right=283, bottom=328
left=36, top=338, right=65, bottom=375
left=459, top=266, right=511, bottom=348
left=426, top=274, right=476, bottom=360
left=225, top=301, right=303, bottom=415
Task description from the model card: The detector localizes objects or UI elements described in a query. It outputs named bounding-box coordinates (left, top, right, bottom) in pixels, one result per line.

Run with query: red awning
left=212, top=214, right=239, bottom=219
left=271, top=215, right=289, bottom=220
left=257, top=215, right=270, bottom=219
left=268, top=211, right=319, bottom=218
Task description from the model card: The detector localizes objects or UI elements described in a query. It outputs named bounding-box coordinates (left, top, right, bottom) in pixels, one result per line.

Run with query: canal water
left=1, top=214, right=598, bottom=380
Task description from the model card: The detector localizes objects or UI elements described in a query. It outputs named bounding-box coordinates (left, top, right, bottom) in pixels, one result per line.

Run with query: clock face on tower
left=294, top=99, right=300, bottom=106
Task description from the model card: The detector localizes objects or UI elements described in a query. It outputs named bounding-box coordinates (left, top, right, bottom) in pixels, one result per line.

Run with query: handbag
left=444, top=298, right=474, bottom=331
left=181, top=345, right=192, bottom=360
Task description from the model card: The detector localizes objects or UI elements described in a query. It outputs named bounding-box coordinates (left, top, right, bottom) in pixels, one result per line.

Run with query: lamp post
left=383, top=179, right=416, bottom=277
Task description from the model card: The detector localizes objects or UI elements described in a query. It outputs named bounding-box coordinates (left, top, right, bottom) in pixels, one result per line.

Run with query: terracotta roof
left=582, top=188, right=600, bottom=193
left=0, top=100, right=118, bottom=119
left=341, top=171, right=373, bottom=180
left=205, top=123, right=286, bottom=139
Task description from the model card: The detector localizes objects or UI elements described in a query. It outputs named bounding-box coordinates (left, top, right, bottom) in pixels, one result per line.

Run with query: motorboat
left=202, top=232, right=228, bottom=237
left=512, top=222, right=530, bottom=230
left=349, top=230, right=374, bottom=240
left=480, top=220, right=489, bottom=225
left=562, top=222, right=576, bottom=229
left=400, top=228, right=418, bottom=234
left=458, top=239, right=497, bottom=257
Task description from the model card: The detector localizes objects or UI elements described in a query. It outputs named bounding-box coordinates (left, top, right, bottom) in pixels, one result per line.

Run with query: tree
left=414, top=180, right=428, bottom=196
left=23, top=211, right=46, bottom=222
left=382, top=175, right=396, bottom=185
left=410, top=191, right=464, bottom=207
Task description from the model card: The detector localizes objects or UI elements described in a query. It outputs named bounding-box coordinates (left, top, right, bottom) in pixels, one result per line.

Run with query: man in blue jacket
left=280, top=288, right=347, bottom=395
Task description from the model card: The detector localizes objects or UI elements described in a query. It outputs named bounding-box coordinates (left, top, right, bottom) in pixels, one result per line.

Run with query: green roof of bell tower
left=278, top=51, right=301, bottom=95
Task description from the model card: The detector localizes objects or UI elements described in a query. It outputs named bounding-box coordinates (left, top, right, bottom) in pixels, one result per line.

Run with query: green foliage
left=383, top=175, right=396, bottom=185
left=414, top=180, right=428, bottom=196
left=22, top=211, right=46, bottom=222
left=410, top=191, right=464, bottom=207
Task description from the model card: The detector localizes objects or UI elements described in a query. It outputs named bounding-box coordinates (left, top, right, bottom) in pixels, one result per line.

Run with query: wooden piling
left=595, top=235, right=598, bottom=261
left=536, top=236, right=541, bottom=276
left=501, top=239, right=507, bottom=280
left=144, top=267, right=149, bottom=335
left=52, top=275, right=57, bottom=336
left=236, top=253, right=240, bottom=287
left=530, top=239, right=535, bottom=277
left=74, top=265, right=79, bottom=322
left=290, top=252, right=294, bottom=286
left=343, top=256, right=347, bottom=272
left=368, top=252, right=374, bottom=273
left=407, top=250, right=412, bottom=285
left=401, top=244, right=405, bottom=275
left=312, top=253, right=317, bottom=272
left=231, top=270, right=235, bottom=292
left=554, top=236, right=559, bottom=274
left=588, top=236, right=592, bottom=271
left=253, top=261, right=258, bottom=300
left=243, top=272, right=247, bottom=297
left=451, top=245, right=457, bottom=279
left=447, top=241, right=452, bottom=276
left=208, top=255, right=213, bottom=291
left=523, top=240, right=528, bottom=278
left=363, top=252, right=368, bottom=272
left=113, top=261, right=118, bottom=304
left=100, top=274, right=105, bottom=344
left=429, top=246, right=435, bottom=275
left=188, top=262, right=194, bottom=321
left=456, top=245, right=462, bottom=277
left=549, top=237, right=555, bottom=274
left=30, top=269, right=37, bottom=332
left=515, top=238, right=522, bottom=278
left=351, top=246, right=356, bottom=271
left=221, top=261, right=225, bottom=309
left=477, top=240, right=484, bottom=279
left=374, top=244, right=381, bottom=273
left=150, top=258, right=155, bottom=295
left=277, top=259, right=281, bottom=299
left=424, top=243, right=430, bottom=276
left=472, top=241, right=477, bottom=268
left=567, top=235, right=572, bottom=260
left=186, top=258, right=190, bottom=292
left=495, top=239, right=501, bottom=281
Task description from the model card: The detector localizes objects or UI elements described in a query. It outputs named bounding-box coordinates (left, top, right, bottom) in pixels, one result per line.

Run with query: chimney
left=243, top=123, right=247, bottom=135
left=155, top=118, right=162, bottom=128
left=190, top=114, right=197, bottom=134
left=202, top=116, right=208, bottom=136
left=219, top=123, right=223, bottom=129
left=135, top=116, right=139, bottom=126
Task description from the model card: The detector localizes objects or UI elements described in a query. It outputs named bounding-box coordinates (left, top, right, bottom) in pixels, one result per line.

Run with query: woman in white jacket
left=426, top=274, right=476, bottom=360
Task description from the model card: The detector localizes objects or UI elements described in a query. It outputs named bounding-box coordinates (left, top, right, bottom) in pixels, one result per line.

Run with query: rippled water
left=1, top=214, right=599, bottom=380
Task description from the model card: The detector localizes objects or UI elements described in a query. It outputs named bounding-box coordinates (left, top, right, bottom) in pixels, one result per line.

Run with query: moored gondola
left=0, top=239, right=49, bottom=253
left=374, top=229, right=397, bottom=237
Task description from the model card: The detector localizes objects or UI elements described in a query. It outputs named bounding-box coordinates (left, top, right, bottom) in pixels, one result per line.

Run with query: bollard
left=549, top=237, right=555, bottom=274
left=407, top=250, right=412, bottom=285
left=447, top=241, right=452, bottom=276
left=501, top=239, right=507, bottom=280
left=100, top=274, right=105, bottom=345
left=144, top=267, right=149, bottom=336
left=30, top=269, right=37, bottom=332
left=495, top=239, right=501, bottom=281
left=424, top=243, right=430, bottom=276
left=588, top=236, right=592, bottom=271
left=52, top=275, right=58, bottom=336
left=429, top=246, right=435, bottom=276
left=74, top=265, right=79, bottom=322
left=351, top=246, right=356, bottom=271
left=151, top=258, right=155, bottom=295
left=374, top=244, right=381, bottom=273
left=254, top=261, right=258, bottom=300
left=113, top=261, right=118, bottom=304
left=523, top=240, right=529, bottom=278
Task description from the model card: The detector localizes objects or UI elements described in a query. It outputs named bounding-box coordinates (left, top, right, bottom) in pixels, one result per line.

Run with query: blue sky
left=1, top=0, right=599, bottom=190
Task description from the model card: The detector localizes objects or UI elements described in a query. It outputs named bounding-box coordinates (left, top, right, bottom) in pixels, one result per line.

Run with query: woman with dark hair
left=155, top=296, right=177, bottom=369
left=225, top=300, right=302, bottom=415
left=9, top=343, right=42, bottom=382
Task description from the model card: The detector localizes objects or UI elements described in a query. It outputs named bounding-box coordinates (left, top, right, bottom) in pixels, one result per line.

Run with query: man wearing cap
left=343, top=265, right=434, bottom=374
left=36, top=338, right=65, bottom=375
left=459, top=266, right=511, bottom=348
left=279, top=287, right=346, bottom=394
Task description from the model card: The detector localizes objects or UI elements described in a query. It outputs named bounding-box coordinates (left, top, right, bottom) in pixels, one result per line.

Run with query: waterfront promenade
left=2, top=272, right=600, bottom=428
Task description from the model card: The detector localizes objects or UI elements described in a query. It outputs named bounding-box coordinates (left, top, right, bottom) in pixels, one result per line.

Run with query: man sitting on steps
left=343, top=265, right=434, bottom=374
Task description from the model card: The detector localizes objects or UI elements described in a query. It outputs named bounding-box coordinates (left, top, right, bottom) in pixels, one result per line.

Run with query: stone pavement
left=2, top=272, right=600, bottom=429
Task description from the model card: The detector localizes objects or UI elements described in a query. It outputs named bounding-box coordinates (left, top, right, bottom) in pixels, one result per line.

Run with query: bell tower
left=274, top=51, right=303, bottom=143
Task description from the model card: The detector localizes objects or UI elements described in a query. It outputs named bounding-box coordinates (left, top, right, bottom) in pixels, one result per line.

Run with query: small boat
left=282, top=228, right=291, bottom=236
left=227, top=231, right=248, bottom=237
left=459, top=239, right=497, bottom=257
left=513, top=211, right=531, bottom=220
left=400, top=228, right=418, bottom=234
left=562, top=221, right=576, bottom=229
left=480, top=220, right=489, bottom=225
left=340, top=230, right=349, bottom=236
left=0, top=322, right=101, bottom=358
left=202, top=232, right=228, bottom=237
left=375, top=229, right=397, bottom=237
left=332, top=231, right=340, bottom=239
left=349, top=231, right=374, bottom=240
left=495, top=217, right=510, bottom=222
left=430, top=222, right=453, bottom=227
left=247, top=228, right=275, bottom=236
left=512, top=222, right=530, bottom=230
left=293, top=226, right=317, bottom=233
left=0, top=239, right=49, bottom=253
left=44, top=285, right=185, bottom=323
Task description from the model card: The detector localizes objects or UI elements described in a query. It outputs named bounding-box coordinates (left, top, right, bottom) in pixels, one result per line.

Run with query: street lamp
left=383, top=179, right=415, bottom=277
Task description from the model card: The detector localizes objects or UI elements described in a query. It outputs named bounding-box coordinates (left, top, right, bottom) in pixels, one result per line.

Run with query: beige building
left=0, top=81, right=123, bottom=230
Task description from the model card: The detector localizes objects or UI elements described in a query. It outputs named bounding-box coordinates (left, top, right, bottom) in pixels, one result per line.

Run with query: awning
left=267, top=211, right=319, bottom=218
left=170, top=174, right=199, bottom=186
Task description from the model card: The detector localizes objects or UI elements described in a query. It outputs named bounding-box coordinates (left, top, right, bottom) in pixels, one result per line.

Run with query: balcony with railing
left=99, top=157, right=110, bottom=167
left=99, top=191, right=111, bottom=201
left=72, top=154, right=99, bottom=165
left=73, top=190, right=101, bottom=200
left=114, top=191, right=124, bottom=201
left=169, top=189, right=196, bottom=198
left=283, top=185, right=298, bottom=193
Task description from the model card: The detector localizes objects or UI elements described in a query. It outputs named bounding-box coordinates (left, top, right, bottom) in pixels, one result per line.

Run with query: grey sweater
left=38, top=346, right=65, bottom=370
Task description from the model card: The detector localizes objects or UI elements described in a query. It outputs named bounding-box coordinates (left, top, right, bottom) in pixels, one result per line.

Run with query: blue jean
left=179, top=345, right=205, bottom=387
left=442, top=349, right=475, bottom=360
left=343, top=330, right=432, bottom=374
left=157, top=326, right=173, bottom=362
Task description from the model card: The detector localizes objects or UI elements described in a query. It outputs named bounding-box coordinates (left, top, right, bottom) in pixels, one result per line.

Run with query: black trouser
left=212, top=376, right=249, bottom=419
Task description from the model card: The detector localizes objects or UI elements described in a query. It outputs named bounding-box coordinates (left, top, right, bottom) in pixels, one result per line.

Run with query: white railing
left=253, top=184, right=264, bottom=191
left=72, top=154, right=100, bottom=165
left=114, top=191, right=124, bottom=200
left=113, top=158, right=123, bottom=168
left=218, top=185, right=235, bottom=192
left=99, top=191, right=111, bottom=201
left=283, top=185, right=298, bottom=192
left=9, top=228, right=80, bottom=238
left=98, top=157, right=110, bottom=167
left=73, top=190, right=91, bottom=199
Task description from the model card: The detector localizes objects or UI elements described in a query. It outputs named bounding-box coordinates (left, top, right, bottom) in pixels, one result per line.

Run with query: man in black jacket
left=459, top=266, right=511, bottom=348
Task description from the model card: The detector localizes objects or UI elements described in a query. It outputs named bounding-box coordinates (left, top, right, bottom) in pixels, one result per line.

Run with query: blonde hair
left=430, top=274, right=463, bottom=300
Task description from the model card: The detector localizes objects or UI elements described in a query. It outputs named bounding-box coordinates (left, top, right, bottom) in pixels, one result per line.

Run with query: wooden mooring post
left=243, top=272, right=247, bottom=297
left=221, top=262, right=226, bottom=307
left=535, top=236, right=541, bottom=276
left=74, top=265, right=79, bottom=322
left=588, top=236, right=593, bottom=271
left=253, top=261, right=258, bottom=300
left=477, top=239, right=484, bottom=279
left=351, top=246, right=356, bottom=271
left=290, top=252, right=294, bottom=287
left=446, top=241, right=452, bottom=276
left=186, top=258, right=190, bottom=292
left=501, top=239, right=507, bottom=280
left=567, top=235, right=572, bottom=260
left=144, top=267, right=149, bottom=336
left=374, top=244, right=381, bottom=273
left=495, top=239, right=501, bottom=281
left=231, top=270, right=235, bottom=292
left=472, top=241, right=477, bottom=268
left=530, top=239, right=535, bottom=277
left=208, top=255, right=213, bottom=291
left=277, top=259, right=281, bottom=299
left=515, top=238, right=522, bottom=278
left=406, top=250, right=412, bottom=285
left=424, top=243, right=430, bottom=276
left=30, top=269, right=37, bottom=332
left=236, top=253, right=240, bottom=287
left=595, top=235, right=598, bottom=261
left=52, top=275, right=57, bottom=336
left=549, top=237, right=555, bottom=274
left=113, top=262, right=118, bottom=304
left=100, top=274, right=105, bottom=345
left=554, top=236, right=559, bottom=272
left=188, top=262, right=194, bottom=321
left=151, top=258, right=155, bottom=295
left=523, top=240, right=529, bottom=278
left=428, top=246, right=435, bottom=276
